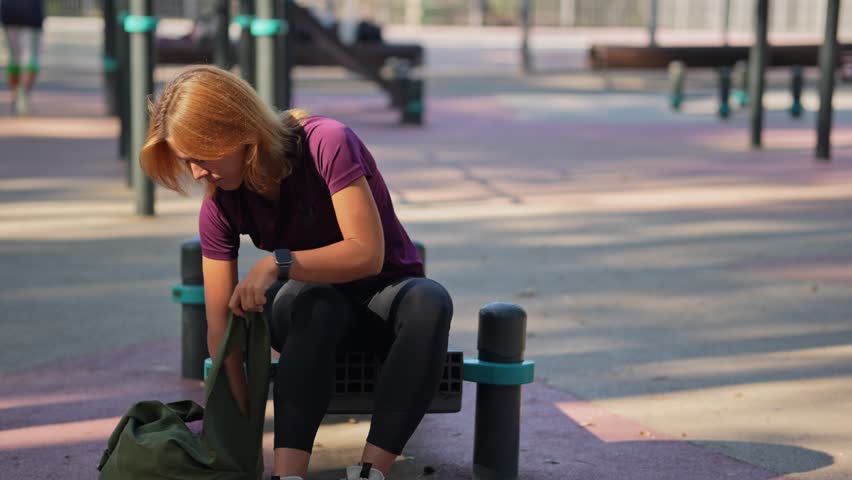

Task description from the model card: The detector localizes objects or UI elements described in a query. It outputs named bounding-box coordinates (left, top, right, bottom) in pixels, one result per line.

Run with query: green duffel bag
left=98, top=312, right=270, bottom=479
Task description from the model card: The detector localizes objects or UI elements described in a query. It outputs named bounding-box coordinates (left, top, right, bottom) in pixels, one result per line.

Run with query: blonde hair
left=140, top=65, right=309, bottom=196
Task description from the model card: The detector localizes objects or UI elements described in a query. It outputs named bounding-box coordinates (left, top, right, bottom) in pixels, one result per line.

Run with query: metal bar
left=277, top=0, right=293, bottom=109
left=647, top=0, right=658, bottom=47
left=721, top=0, right=731, bottom=45
left=560, top=0, right=575, bottom=27
left=520, top=0, right=532, bottom=73
left=239, top=0, right=257, bottom=86
left=102, top=0, right=119, bottom=116
left=129, top=0, right=156, bottom=216
left=749, top=0, right=769, bottom=149
left=214, top=0, right=231, bottom=70
left=816, top=0, right=840, bottom=160
left=255, top=0, right=277, bottom=108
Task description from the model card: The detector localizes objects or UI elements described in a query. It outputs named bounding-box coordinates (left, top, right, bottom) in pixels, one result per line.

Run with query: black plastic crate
left=271, top=346, right=464, bottom=414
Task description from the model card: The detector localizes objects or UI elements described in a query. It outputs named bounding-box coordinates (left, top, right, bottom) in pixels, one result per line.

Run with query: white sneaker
left=343, top=463, right=385, bottom=480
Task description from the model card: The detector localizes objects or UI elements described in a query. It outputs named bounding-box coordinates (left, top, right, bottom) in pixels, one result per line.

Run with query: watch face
left=275, top=249, right=292, bottom=266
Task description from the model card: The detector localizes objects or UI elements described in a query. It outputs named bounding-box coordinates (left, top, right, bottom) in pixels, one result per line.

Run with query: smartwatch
left=273, top=249, right=293, bottom=280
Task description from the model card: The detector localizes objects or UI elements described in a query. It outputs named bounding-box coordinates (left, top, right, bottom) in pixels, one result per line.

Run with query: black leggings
left=262, top=276, right=453, bottom=455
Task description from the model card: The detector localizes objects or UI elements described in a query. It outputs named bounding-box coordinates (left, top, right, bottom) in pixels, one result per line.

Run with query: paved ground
left=2, top=17, right=852, bottom=479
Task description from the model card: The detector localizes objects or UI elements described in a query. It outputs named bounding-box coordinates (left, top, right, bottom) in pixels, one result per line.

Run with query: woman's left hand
left=228, top=256, right=277, bottom=317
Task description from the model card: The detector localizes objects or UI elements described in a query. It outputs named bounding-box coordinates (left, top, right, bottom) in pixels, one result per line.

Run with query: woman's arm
left=290, top=176, right=385, bottom=282
left=228, top=176, right=385, bottom=315
left=203, top=256, right=249, bottom=416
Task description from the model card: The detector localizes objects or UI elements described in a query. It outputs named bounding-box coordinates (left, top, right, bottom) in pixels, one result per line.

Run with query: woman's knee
left=266, top=281, right=352, bottom=350
left=395, top=278, right=453, bottom=336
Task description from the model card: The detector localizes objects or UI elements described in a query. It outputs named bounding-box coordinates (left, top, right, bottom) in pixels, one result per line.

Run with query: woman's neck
left=259, top=184, right=280, bottom=206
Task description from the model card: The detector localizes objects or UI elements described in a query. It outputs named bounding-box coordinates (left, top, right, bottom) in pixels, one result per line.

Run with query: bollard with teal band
left=172, top=238, right=209, bottom=380
left=470, top=302, right=534, bottom=480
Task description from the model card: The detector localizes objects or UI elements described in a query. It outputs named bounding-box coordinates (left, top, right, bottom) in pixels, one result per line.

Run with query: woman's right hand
left=227, top=255, right=277, bottom=317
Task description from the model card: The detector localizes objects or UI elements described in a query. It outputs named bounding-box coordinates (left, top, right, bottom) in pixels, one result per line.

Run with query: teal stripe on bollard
left=233, top=14, right=255, bottom=29
left=463, top=358, right=535, bottom=385
left=103, top=56, right=119, bottom=73
left=124, top=15, right=158, bottom=33
left=171, top=284, right=205, bottom=305
left=250, top=18, right=287, bottom=36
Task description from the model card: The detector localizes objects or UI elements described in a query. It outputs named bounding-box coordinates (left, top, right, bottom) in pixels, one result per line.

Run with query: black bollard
left=126, top=0, right=156, bottom=215
left=668, top=60, right=686, bottom=111
left=237, top=0, right=257, bottom=87
left=177, top=238, right=209, bottom=380
left=790, top=64, right=804, bottom=118
left=214, top=0, right=232, bottom=70
left=473, top=303, right=528, bottom=479
left=718, top=66, right=732, bottom=119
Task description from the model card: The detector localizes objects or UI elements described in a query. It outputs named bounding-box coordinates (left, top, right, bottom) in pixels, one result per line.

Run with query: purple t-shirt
left=198, top=116, right=424, bottom=290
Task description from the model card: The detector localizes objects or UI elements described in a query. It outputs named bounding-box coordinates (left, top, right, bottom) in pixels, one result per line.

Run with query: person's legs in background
left=3, top=26, right=22, bottom=114
left=16, top=26, right=41, bottom=115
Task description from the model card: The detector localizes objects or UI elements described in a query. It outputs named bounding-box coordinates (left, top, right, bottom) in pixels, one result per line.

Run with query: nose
left=189, top=162, right=209, bottom=181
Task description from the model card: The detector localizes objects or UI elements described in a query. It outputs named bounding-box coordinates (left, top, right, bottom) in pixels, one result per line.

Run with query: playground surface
left=2, top=17, right=852, bottom=479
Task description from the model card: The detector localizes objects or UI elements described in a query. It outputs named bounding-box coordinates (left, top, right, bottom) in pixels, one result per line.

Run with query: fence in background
left=45, top=0, right=847, bottom=33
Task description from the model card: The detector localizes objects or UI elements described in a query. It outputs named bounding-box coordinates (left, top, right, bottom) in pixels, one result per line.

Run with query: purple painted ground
left=0, top=337, right=783, bottom=479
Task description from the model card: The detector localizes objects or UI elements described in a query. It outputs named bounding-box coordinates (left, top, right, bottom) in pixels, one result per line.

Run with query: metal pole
left=214, top=0, right=232, bottom=70
left=238, top=0, right=257, bottom=87
left=472, top=303, right=528, bottom=480
left=521, top=0, right=532, bottom=73
left=647, top=0, right=658, bottom=47
left=255, top=0, right=277, bottom=107
left=721, top=0, right=731, bottom=46
left=116, top=9, right=131, bottom=171
left=816, top=0, right=841, bottom=160
left=520, top=0, right=532, bottom=74
left=276, top=0, right=292, bottom=109
left=127, top=0, right=156, bottom=215
left=469, top=0, right=484, bottom=26
left=102, top=0, right=119, bottom=116
left=560, top=0, right=575, bottom=27
left=749, top=0, right=769, bottom=149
